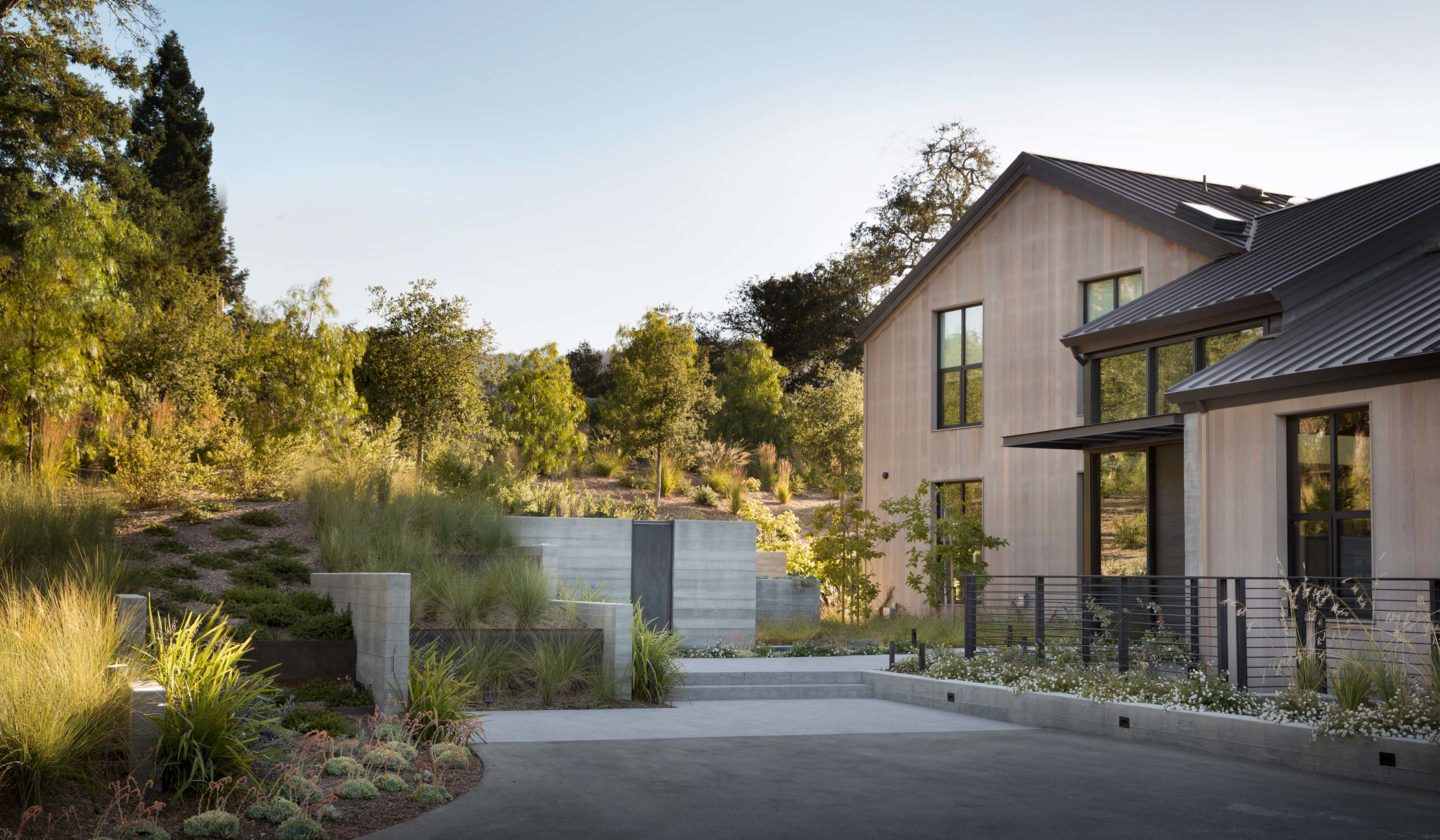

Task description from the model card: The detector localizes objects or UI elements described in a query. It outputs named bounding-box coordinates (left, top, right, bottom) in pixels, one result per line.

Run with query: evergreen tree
left=711, top=339, right=790, bottom=450
left=791, top=362, right=865, bottom=499
left=128, top=30, right=245, bottom=302
left=496, top=344, right=588, bottom=476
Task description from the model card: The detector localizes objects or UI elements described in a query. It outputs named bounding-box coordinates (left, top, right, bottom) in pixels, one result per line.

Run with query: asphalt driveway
left=365, top=701, right=1439, bottom=840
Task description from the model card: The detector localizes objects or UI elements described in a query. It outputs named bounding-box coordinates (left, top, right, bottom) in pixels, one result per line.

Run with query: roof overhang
left=855, top=153, right=1245, bottom=343
left=1002, top=414, right=1185, bottom=451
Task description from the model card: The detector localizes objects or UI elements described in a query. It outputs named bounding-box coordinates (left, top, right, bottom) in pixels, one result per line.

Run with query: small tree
left=791, top=362, right=864, bottom=498
left=881, top=481, right=1008, bottom=611
left=356, top=279, right=500, bottom=474
left=601, top=310, right=717, bottom=506
left=710, top=338, right=790, bottom=450
left=808, top=497, right=897, bottom=623
left=496, top=343, right=588, bottom=476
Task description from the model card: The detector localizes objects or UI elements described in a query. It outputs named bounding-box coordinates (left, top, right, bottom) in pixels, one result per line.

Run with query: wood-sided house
left=858, top=153, right=1440, bottom=614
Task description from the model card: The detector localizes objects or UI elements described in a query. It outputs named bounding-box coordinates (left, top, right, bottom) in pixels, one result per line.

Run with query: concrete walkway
left=479, top=697, right=1025, bottom=743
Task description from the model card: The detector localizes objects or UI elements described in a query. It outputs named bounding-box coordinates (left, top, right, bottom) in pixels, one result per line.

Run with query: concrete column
left=310, top=573, right=411, bottom=713
left=1184, top=412, right=1202, bottom=577
left=129, top=680, right=165, bottom=788
left=115, top=593, right=148, bottom=653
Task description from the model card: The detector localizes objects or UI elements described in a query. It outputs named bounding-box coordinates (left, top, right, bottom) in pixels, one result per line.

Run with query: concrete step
left=683, top=670, right=869, bottom=687
left=672, top=682, right=874, bottom=701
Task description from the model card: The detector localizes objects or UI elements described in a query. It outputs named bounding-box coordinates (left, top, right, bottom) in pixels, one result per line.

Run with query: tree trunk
left=415, top=437, right=425, bottom=481
left=654, top=445, right=663, bottom=511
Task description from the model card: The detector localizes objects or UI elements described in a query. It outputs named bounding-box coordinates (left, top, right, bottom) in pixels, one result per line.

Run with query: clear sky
left=154, top=0, right=1439, bottom=352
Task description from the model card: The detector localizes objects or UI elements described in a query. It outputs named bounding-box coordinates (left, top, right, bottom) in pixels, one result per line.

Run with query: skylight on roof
left=1179, top=202, right=1244, bottom=223
left=1175, top=201, right=1249, bottom=234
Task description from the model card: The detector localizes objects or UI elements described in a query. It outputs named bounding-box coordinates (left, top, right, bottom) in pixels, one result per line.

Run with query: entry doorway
left=1088, top=442, right=1184, bottom=578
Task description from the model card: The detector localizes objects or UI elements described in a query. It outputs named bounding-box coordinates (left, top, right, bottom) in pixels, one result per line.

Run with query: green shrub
left=161, top=563, right=200, bottom=581
left=274, top=816, right=325, bottom=840
left=143, top=522, right=176, bottom=537
left=431, top=742, right=471, bottom=770
left=211, top=524, right=260, bottom=542
left=116, top=822, right=171, bottom=840
left=323, top=755, right=363, bottom=777
left=289, top=611, right=354, bottom=640
left=411, top=783, right=452, bottom=804
left=373, top=772, right=407, bottom=792
left=181, top=810, right=239, bottom=839
left=631, top=603, right=683, bottom=703
left=337, top=777, right=379, bottom=800
left=164, top=584, right=215, bottom=604
left=189, top=552, right=234, bottom=570
left=384, top=740, right=418, bottom=762
left=172, top=505, right=213, bottom=525
left=114, top=421, right=207, bottom=508
left=691, top=485, right=720, bottom=507
left=488, top=557, right=551, bottom=628
left=372, top=721, right=410, bottom=743
left=147, top=608, right=277, bottom=795
left=457, top=633, right=521, bottom=698
left=0, top=580, right=130, bottom=805
left=238, top=509, right=286, bottom=528
left=281, top=771, right=323, bottom=804
left=283, top=707, right=355, bottom=737
left=1113, top=512, right=1147, bottom=550
left=407, top=643, right=475, bottom=742
left=1332, top=658, right=1374, bottom=710
left=246, top=797, right=302, bottom=824
left=589, top=446, right=627, bottom=479
left=153, top=537, right=191, bottom=555
left=1292, top=648, right=1325, bottom=693
left=525, top=632, right=598, bottom=706
left=362, top=746, right=407, bottom=772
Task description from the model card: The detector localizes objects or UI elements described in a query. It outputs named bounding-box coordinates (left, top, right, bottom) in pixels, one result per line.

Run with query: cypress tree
left=128, top=31, right=246, bottom=302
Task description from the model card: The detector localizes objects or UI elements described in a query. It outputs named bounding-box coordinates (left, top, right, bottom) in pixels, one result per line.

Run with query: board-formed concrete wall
left=673, top=519, right=756, bottom=647
left=556, top=599, right=633, bottom=700
left=756, top=550, right=787, bottom=577
left=508, top=515, right=758, bottom=647
left=756, top=576, right=820, bottom=623
left=311, top=572, right=411, bottom=713
left=507, top=517, right=632, bottom=601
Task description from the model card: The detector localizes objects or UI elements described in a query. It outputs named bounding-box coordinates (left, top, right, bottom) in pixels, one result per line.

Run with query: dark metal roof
left=856, top=153, right=1283, bottom=342
left=1065, top=162, right=1440, bottom=352
left=1001, top=414, right=1185, bottom=451
left=1168, top=249, right=1440, bottom=404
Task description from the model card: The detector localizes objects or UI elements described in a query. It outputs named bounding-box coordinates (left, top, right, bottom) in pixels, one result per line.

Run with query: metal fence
left=948, top=575, right=1440, bottom=693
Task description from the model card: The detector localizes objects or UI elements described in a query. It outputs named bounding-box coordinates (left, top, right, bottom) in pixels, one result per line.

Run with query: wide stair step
left=674, top=667, right=874, bottom=701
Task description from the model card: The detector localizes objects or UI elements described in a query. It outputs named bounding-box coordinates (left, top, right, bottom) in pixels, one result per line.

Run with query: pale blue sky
left=154, top=0, right=1439, bottom=352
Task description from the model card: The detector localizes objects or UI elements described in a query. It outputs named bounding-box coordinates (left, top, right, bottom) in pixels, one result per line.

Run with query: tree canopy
left=496, top=343, right=588, bottom=476
left=791, top=362, right=864, bottom=498
left=710, top=338, right=790, bottom=450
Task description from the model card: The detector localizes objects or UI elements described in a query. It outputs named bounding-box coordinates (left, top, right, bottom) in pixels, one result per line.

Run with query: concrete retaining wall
left=311, top=572, right=411, bottom=713
left=756, top=576, right=820, bottom=623
left=865, top=670, right=1440, bottom=794
left=555, top=600, right=633, bottom=701
left=507, top=517, right=632, bottom=600
left=673, top=519, right=756, bottom=647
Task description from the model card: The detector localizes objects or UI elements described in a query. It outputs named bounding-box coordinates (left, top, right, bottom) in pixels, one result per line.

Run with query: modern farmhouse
left=859, top=153, right=1440, bottom=615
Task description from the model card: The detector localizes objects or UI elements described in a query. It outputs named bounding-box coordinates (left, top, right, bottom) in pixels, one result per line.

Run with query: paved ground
left=366, top=698, right=1440, bottom=840
left=678, top=654, right=891, bottom=673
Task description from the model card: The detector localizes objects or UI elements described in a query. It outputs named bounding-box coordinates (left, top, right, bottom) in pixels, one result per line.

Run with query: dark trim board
left=1003, top=414, right=1184, bottom=451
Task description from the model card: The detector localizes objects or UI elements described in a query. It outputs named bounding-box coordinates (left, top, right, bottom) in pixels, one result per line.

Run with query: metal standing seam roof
left=1167, top=249, right=1440, bottom=403
left=855, top=152, right=1283, bottom=342
left=1065, top=162, right=1440, bottom=348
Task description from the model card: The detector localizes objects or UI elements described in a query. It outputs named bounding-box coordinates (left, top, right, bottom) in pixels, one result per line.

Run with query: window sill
left=934, top=424, right=983, bottom=432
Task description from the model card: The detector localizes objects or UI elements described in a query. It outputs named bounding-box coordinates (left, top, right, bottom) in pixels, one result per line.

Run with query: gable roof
left=1166, top=247, right=1440, bottom=405
left=856, top=152, right=1283, bottom=342
left=1065, top=162, right=1440, bottom=353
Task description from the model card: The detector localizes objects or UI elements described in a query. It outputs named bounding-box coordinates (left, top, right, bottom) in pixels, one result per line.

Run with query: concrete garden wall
left=311, top=572, right=411, bottom=713
left=554, top=599, right=633, bottom=701
left=865, top=670, right=1440, bottom=793
left=756, top=576, right=821, bottom=623
left=507, top=516, right=632, bottom=600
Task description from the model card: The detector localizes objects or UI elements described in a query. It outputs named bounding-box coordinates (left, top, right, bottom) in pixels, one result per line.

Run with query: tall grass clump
left=774, top=458, right=793, bottom=505
left=458, top=633, right=521, bottom=698
left=0, top=579, right=131, bottom=804
left=407, top=643, right=475, bottom=742
left=754, top=443, right=778, bottom=492
left=146, top=607, right=278, bottom=794
left=525, top=633, right=598, bottom=706
left=0, top=472, right=120, bottom=586
left=695, top=441, right=748, bottom=494
left=487, top=557, right=552, bottom=628
left=631, top=603, right=683, bottom=703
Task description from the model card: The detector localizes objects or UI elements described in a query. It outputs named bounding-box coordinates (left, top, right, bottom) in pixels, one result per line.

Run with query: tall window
left=938, top=304, right=983, bottom=428
left=1083, top=272, right=1143, bottom=323
left=1288, top=409, right=1371, bottom=591
left=935, top=480, right=982, bottom=604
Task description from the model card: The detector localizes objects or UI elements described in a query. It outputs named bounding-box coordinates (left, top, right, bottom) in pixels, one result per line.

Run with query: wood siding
left=1194, top=378, right=1440, bottom=579
left=862, top=177, right=1213, bottom=612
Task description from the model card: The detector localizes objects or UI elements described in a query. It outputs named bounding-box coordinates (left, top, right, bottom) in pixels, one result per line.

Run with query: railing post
left=1081, top=576, right=1094, bottom=665
left=963, top=575, right=977, bottom=659
left=1187, top=577, right=1201, bottom=664
left=918, top=641, right=928, bottom=672
left=888, top=640, right=896, bottom=669
left=1292, top=577, right=1309, bottom=649
left=1117, top=576, right=1130, bottom=673
left=1234, top=578, right=1249, bottom=690
left=1216, top=578, right=1229, bottom=679
left=1034, top=576, right=1046, bottom=661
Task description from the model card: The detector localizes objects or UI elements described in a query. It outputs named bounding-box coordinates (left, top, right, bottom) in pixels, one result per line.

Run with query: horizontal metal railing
left=936, top=574, right=1440, bottom=694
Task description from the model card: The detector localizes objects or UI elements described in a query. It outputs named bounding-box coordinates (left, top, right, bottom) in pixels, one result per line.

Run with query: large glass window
left=1099, top=452, right=1147, bottom=576
left=1091, top=323, right=1264, bottom=422
left=1083, top=272, right=1143, bottom=323
left=938, top=305, right=983, bottom=428
left=1288, top=409, right=1371, bottom=606
left=935, top=480, right=982, bottom=603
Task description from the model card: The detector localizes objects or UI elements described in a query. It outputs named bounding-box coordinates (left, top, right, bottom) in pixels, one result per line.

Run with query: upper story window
left=1083, top=272, right=1143, bottom=323
left=1092, top=325, right=1263, bottom=422
left=1289, top=409, right=1371, bottom=608
left=938, top=304, right=983, bottom=428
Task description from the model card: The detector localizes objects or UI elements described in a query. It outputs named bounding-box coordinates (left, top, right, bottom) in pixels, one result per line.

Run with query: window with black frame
left=935, top=480, right=982, bottom=604
left=1092, top=325, right=1262, bottom=422
left=1288, top=409, right=1372, bottom=613
left=937, top=304, right=983, bottom=428
left=1083, top=272, right=1143, bottom=324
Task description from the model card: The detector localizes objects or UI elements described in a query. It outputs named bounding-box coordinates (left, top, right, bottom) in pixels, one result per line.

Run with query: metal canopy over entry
left=1002, top=414, right=1185, bottom=451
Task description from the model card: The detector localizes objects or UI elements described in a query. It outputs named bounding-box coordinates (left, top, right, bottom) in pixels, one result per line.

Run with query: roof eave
left=855, top=153, right=1245, bottom=343
left=1061, top=295, right=1280, bottom=356
left=1171, top=352, right=1440, bottom=410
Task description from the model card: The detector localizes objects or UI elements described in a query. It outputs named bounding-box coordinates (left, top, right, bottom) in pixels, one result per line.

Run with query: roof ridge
left=1026, top=152, right=1246, bottom=193
left=1248, top=160, right=1440, bottom=221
